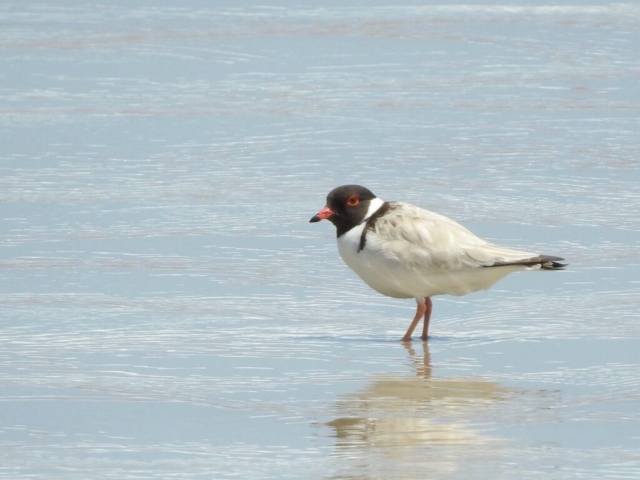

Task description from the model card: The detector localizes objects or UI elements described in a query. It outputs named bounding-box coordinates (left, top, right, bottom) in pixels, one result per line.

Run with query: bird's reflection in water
left=325, top=342, right=510, bottom=478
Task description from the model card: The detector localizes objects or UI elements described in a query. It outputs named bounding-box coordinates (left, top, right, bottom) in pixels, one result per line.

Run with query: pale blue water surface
left=1, top=2, right=639, bottom=479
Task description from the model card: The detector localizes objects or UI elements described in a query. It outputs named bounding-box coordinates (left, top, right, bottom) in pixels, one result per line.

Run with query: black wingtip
left=538, top=255, right=567, bottom=270
left=542, top=260, right=568, bottom=270
left=487, top=255, right=568, bottom=270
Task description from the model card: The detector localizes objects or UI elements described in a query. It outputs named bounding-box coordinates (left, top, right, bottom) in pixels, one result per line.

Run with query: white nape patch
left=364, top=197, right=385, bottom=221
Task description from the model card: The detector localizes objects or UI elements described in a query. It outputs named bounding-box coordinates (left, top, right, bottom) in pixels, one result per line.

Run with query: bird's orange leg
left=402, top=300, right=427, bottom=342
left=421, top=297, right=433, bottom=341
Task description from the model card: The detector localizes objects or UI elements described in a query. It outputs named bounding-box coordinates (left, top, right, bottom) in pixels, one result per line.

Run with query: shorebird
left=310, top=185, right=566, bottom=341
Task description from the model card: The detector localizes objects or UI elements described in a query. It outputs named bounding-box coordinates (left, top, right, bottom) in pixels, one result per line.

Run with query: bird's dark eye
left=346, top=195, right=359, bottom=207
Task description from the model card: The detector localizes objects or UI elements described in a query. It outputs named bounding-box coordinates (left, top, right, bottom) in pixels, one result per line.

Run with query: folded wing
left=371, top=202, right=566, bottom=271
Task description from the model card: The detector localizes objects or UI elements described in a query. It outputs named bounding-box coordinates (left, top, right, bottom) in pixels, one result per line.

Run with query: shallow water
left=1, top=1, right=639, bottom=479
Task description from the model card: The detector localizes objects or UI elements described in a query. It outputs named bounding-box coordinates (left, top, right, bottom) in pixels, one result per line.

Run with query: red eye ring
left=346, top=195, right=359, bottom=207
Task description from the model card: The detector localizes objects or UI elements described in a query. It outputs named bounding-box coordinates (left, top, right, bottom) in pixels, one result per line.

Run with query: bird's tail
left=489, top=255, right=567, bottom=270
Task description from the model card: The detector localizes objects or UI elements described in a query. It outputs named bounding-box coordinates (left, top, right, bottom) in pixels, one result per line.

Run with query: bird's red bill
left=310, top=206, right=334, bottom=222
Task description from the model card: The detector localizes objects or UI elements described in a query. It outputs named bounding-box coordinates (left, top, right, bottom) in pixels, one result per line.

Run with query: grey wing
left=369, top=202, right=564, bottom=270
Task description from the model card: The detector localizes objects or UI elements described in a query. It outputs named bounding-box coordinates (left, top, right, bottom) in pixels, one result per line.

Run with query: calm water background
left=1, top=2, right=639, bottom=479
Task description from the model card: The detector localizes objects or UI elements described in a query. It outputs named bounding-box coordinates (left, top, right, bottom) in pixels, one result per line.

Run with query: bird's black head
left=309, top=185, right=377, bottom=237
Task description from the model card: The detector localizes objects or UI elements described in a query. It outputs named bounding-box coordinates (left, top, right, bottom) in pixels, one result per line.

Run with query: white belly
left=337, top=224, right=526, bottom=299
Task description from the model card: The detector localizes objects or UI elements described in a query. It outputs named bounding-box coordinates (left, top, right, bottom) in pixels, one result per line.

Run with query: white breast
left=337, top=225, right=415, bottom=298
